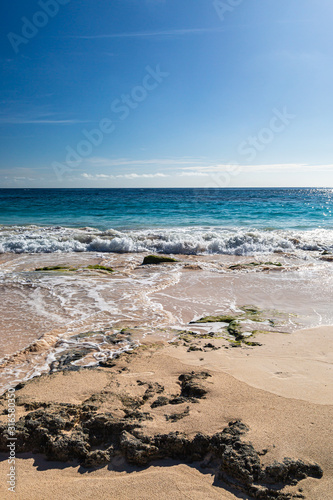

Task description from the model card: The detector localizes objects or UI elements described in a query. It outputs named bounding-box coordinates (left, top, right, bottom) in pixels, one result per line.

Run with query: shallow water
left=0, top=251, right=332, bottom=394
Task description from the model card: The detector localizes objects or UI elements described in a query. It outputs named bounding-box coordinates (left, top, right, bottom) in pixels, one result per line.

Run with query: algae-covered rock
left=321, top=255, right=333, bottom=262
left=240, top=305, right=264, bottom=322
left=86, top=265, right=113, bottom=273
left=227, top=320, right=243, bottom=339
left=35, top=266, right=76, bottom=272
left=191, top=315, right=238, bottom=324
left=142, top=255, right=178, bottom=265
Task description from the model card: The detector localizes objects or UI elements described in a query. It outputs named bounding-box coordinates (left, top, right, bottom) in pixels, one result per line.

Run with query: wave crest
left=0, top=225, right=332, bottom=256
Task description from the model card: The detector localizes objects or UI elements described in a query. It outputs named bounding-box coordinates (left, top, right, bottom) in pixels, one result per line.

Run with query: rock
left=165, top=406, right=190, bottom=422
left=142, top=255, right=178, bottom=265
left=187, top=346, right=203, bottom=352
left=35, top=266, right=76, bottom=272
left=83, top=449, right=112, bottom=468
left=190, top=315, right=237, bottom=324
left=50, top=349, right=92, bottom=372
left=99, top=358, right=117, bottom=368
left=169, top=396, right=190, bottom=405
left=0, top=378, right=324, bottom=499
left=227, top=320, right=244, bottom=340
left=204, top=343, right=219, bottom=350
left=262, top=458, right=323, bottom=485
left=151, top=396, right=169, bottom=408
left=321, top=255, right=333, bottom=262
left=0, top=407, right=323, bottom=498
left=120, top=431, right=159, bottom=465
left=141, top=382, right=164, bottom=401
left=179, top=372, right=211, bottom=399
left=123, top=409, right=153, bottom=422
left=86, top=265, right=113, bottom=273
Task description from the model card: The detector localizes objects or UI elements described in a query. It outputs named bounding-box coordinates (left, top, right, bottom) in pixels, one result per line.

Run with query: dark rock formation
left=0, top=405, right=322, bottom=499
left=165, top=406, right=190, bottom=422
left=142, top=255, right=178, bottom=265
left=179, top=371, right=211, bottom=399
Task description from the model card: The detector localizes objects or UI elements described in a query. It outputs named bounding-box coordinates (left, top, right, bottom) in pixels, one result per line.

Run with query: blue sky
left=0, top=0, right=332, bottom=188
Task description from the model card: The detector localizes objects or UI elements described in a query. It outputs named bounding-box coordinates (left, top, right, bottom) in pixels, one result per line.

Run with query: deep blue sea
left=0, top=188, right=333, bottom=255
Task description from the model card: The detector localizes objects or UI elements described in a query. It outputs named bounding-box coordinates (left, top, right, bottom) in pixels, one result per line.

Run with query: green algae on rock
left=227, top=320, right=244, bottom=340
left=190, top=315, right=238, bottom=324
left=86, top=264, right=114, bottom=273
left=35, top=265, right=77, bottom=272
left=187, top=305, right=292, bottom=348
left=228, top=261, right=282, bottom=270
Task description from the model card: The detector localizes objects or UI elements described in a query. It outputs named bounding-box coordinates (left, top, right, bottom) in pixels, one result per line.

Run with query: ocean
left=0, top=188, right=333, bottom=256
left=1, top=187, right=333, bottom=392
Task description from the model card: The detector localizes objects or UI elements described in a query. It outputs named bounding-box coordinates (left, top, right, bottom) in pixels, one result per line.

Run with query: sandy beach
left=2, top=0, right=333, bottom=493
left=0, top=253, right=332, bottom=499
left=0, top=326, right=332, bottom=499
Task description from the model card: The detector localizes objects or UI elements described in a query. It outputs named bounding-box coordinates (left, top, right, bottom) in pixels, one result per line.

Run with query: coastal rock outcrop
left=0, top=401, right=322, bottom=499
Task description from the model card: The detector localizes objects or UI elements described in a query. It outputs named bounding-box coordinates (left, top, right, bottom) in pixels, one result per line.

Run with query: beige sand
left=164, top=326, right=333, bottom=405
left=0, top=327, right=332, bottom=500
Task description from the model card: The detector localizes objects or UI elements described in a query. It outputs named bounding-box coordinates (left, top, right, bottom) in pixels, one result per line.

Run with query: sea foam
left=1, top=225, right=333, bottom=256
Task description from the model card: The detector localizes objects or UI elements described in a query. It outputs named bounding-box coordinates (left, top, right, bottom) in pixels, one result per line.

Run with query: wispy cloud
left=181, top=163, right=333, bottom=173
left=81, top=158, right=333, bottom=179
left=0, top=118, right=91, bottom=125
left=65, top=28, right=223, bottom=40
left=83, top=157, right=204, bottom=168
left=82, top=172, right=168, bottom=180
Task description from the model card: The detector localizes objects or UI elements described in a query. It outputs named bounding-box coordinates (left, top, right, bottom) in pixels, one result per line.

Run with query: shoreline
left=0, top=251, right=333, bottom=393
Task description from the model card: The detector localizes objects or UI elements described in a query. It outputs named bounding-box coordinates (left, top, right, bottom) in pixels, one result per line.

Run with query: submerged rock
left=190, top=315, right=237, bottom=324
left=86, top=265, right=114, bottom=273
left=35, top=266, right=77, bottom=272
left=142, top=255, right=178, bottom=265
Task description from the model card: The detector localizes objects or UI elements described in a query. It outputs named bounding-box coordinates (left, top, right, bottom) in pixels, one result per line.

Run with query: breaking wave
left=0, top=225, right=333, bottom=256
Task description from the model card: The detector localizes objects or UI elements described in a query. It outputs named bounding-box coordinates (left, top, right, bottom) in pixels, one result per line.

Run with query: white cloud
left=180, top=163, right=333, bottom=173
left=84, top=157, right=204, bottom=168
left=82, top=172, right=168, bottom=180
left=81, top=162, right=333, bottom=184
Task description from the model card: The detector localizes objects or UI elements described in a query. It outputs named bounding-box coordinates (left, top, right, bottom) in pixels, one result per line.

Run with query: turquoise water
left=0, top=188, right=332, bottom=229
left=0, top=188, right=333, bottom=254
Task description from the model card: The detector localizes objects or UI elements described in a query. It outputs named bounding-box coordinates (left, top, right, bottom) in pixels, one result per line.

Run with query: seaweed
left=86, top=265, right=114, bottom=273
left=191, top=315, right=238, bottom=324
left=35, top=266, right=77, bottom=272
